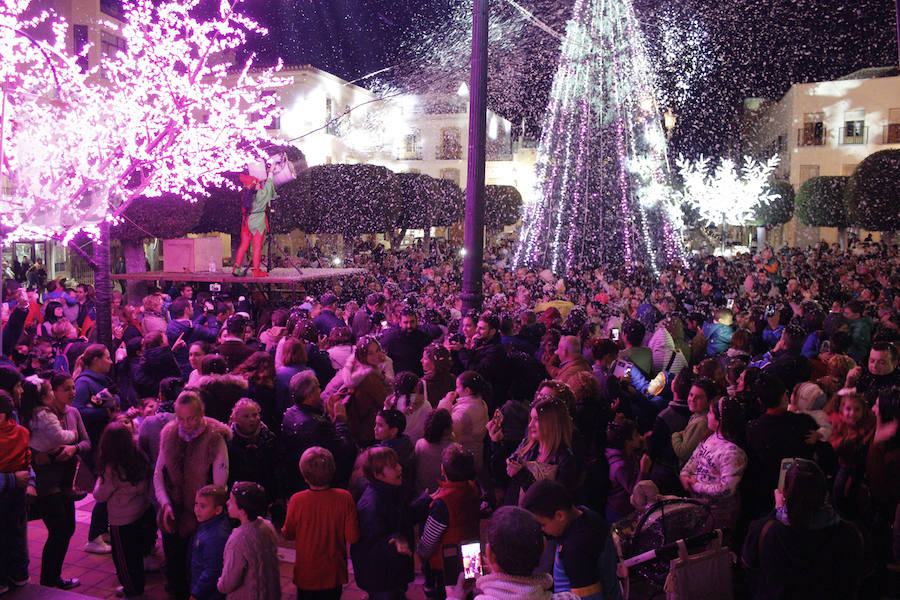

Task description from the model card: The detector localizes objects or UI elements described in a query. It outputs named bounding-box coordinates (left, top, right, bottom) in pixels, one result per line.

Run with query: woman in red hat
left=234, top=171, right=277, bottom=277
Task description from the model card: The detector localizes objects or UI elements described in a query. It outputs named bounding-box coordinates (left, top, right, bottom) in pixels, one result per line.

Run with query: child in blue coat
left=190, top=485, right=231, bottom=600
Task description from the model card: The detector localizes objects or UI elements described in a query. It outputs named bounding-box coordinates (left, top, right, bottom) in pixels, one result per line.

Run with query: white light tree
left=676, top=154, right=780, bottom=252
left=1, top=0, right=286, bottom=346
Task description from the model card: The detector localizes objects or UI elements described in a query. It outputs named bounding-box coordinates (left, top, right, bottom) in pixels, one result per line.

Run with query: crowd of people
left=0, top=234, right=899, bottom=600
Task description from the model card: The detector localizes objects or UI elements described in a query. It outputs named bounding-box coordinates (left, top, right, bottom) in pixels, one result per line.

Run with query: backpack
left=51, top=342, right=71, bottom=373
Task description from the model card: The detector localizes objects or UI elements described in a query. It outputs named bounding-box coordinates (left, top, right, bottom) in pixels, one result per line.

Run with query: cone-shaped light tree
left=514, top=0, right=682, bottom=275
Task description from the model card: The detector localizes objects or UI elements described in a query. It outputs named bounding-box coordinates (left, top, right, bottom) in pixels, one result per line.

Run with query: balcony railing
left=436, top=144, right=462, bottom=160
left=398, top=149, right=423, bottom=160
left=840, top=126, right=868, bottom=145
left=882, top=124, right=900, bottom=144
left=797, top=126, right=827, bottom=147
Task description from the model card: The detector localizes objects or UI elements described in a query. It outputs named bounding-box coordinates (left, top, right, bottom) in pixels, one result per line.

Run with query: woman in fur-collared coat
left=153, top=390, right=230, bottom=599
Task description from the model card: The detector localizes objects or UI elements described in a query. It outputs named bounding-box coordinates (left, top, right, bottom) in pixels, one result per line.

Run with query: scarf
left=178, top=421, right=207, bottom=442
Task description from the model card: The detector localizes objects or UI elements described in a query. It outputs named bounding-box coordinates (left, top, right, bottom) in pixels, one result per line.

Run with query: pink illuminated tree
left=0, top=0, right=286, bottom=345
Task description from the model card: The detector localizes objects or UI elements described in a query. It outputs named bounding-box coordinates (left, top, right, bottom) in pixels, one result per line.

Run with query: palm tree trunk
left=122, top=239, right=148, bottom=304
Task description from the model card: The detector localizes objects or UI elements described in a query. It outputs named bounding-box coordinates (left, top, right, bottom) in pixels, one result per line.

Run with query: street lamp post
left=664, top=107, right=677, bottom=141
left=461, top=0, right=488, bottom=314
left=896, top=0, right=900, bottom=71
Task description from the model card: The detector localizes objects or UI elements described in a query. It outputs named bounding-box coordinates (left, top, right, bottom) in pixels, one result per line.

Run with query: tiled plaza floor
left=13, top=495, right=426, bottom=600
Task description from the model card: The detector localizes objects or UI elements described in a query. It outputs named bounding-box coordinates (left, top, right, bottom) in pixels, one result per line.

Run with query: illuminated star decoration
left=0, top=0, right=288, bottom=244
left=514, top=0, right=681, bottom=275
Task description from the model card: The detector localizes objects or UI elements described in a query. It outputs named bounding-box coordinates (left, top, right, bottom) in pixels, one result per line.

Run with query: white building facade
left=742, top=67, right=900, bottom=247
left=266, top=65, right=533, bottom=194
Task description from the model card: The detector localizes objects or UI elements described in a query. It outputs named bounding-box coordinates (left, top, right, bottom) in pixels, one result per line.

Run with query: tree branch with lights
left=1, top=0, right=287, bottom=346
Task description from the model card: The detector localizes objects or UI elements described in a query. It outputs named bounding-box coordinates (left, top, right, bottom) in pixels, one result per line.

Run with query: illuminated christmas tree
left=514, top=0, right=681, bottom=274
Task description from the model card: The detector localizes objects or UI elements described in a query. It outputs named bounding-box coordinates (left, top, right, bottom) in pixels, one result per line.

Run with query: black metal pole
left=896, top=0, right=900, bottom=70
left=461, top=0, right=488, bottom=315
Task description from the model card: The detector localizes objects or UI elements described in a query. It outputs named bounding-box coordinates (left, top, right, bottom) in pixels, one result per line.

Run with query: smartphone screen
left=778, top=457, right=796, bottom=491
left=461, top=542, right=483, bottom=580
left=611, top=327, right=620, bottom=341
left=726, top=298, right=734, bottom=309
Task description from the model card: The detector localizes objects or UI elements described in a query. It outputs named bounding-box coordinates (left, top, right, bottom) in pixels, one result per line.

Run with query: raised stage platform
left=111, top=266, right=366, bottom=286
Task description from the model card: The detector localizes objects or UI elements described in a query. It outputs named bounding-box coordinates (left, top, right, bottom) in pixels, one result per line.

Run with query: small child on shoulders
left=282, top=447, right=360, bottom=600
left=190, top=485, right=231, bottom=600
left=217, top=482, right=282, bottom=600
left=790, top=382, right=832, bottom=442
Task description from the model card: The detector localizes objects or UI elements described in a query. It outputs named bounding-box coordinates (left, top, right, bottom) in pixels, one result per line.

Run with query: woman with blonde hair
left=226, top=398, right=278, bottom=514
left=140, top=294, right=167, bottom=336
left=505, top=395, right=579, bottom=502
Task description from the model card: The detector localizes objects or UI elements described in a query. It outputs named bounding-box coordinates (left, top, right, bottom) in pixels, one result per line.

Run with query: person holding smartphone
left=742, top=460, right=863, bottom=599
left=445, top=506, right=580, bottom=600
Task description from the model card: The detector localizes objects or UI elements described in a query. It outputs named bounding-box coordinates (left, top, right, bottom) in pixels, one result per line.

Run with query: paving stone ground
left=12, top=495, right=425, bottom=600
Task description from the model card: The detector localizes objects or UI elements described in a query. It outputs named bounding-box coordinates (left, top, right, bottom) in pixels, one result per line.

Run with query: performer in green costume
left=235, top=172, right=277, bottom=277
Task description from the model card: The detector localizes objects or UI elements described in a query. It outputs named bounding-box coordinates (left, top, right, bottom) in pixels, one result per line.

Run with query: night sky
left=236, top=0, right=899, bottom=156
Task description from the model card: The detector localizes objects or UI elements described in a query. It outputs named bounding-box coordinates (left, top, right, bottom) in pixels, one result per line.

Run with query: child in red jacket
left=416, top=444, right=481, bottom=600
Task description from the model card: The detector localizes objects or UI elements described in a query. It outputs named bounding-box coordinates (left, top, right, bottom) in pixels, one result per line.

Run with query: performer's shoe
left=252, top=268, right=269, bottom=277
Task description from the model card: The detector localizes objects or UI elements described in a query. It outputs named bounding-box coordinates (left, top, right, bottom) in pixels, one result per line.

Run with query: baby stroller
left=613, top=498, right=732, bottom=599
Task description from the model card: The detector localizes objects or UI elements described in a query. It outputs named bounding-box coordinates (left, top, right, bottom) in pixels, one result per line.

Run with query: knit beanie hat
left=793, top=382, right=827, bottom=411
left=630, top=480, right=660, bottom=511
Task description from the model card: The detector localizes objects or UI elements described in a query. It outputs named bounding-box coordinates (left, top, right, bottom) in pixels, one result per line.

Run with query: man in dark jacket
left=166, top=297, right=218, bottom=378
left=352, top=293, right=385, bottom=340
left=750, top=324, right=811, bottom=392
left=590, top=339, right=621, bottom=412
left=742, top=372, right=819, bottom=520
left=293, top=319, right=336, bottom=386
left=1, top=286, right=28, bottom=358
left=280, top=370, right=355, bottom=494
left=213, top=314, right=256, bottom=371
left=458, top=313, right=510, bottom=409
left=313, top=293, right=346, bottom=337
left=645, top=370, right=693, bottom=495
left=74, top=283, right=95, bottom=333
left=134, top=333, right=182, bottom=399
left=380, top=307, right=431, bottom=377
left=850, top=341, right=900, bottom=406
